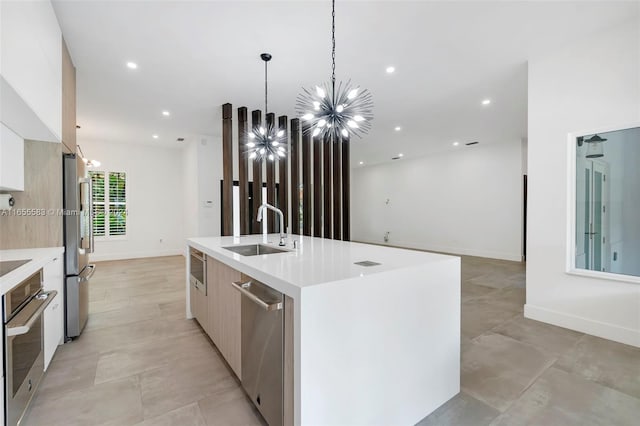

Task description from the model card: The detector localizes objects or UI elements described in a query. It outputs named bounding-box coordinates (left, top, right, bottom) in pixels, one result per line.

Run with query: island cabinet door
left=190, top=278, right=209, bottom=334
left=206, top=256, right=242, bottom=379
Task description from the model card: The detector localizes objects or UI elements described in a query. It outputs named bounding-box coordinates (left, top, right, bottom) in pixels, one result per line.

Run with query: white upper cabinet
left=0, top=123, right=24, bottom=191
left=0, top=0, right=62, bottom=142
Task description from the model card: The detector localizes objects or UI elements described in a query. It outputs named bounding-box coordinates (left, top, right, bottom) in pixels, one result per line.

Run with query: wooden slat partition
left=222, top=103, right=233, bottom=236
left=290, top=119, right=301, bottom=235
left=251, top=110, right=263, bottom=234
left=220, top=105, right=352, bottom=240
left=266, top=113, right=276, bottom=232
left=333, top=137, right=342, bottom=239
left=312, top=134, right=322, bottom=237
left=238, top=107, right=249, bottom=235
left=323, top=135, right=332, bottom=239
left=301, top=123, right=312, bottom=236
left=342, top=136, right=350, bottom=240
left=278, top=115, right=288, bottom=233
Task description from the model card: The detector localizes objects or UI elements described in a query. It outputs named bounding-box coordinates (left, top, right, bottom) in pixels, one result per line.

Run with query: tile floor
left=22, top=255, right=640, bottom=426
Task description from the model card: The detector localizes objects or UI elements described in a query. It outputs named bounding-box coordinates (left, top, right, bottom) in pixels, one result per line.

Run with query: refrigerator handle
left=79, top=178, right=94, bottom=254
left=88, top=178, right=94, bottom=253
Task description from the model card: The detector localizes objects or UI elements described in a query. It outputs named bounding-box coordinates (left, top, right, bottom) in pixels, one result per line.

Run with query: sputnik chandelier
left=247, top=53, right=286, bottom=161
left=296, top=0, right=374, bottom=140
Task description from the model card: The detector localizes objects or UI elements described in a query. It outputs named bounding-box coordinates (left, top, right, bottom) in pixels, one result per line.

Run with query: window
left=570, top=124, right=640, bottom=281
left=89, top=171, right=127, bottom=237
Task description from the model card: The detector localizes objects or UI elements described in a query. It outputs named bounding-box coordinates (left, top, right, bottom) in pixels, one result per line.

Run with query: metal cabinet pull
left=231, top=281, right=283, bottom=311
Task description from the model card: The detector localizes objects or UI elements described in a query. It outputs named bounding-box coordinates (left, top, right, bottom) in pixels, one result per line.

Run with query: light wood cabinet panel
left=189, top=280, right=208, bottom=333
left=206, top=256, right=242, bottom=378
left=0, top=140, right=63, bottom=249
left=61, top=37, right=76, bottom=155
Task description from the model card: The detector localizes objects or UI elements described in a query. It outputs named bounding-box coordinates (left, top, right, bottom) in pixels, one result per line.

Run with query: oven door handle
left=6, top=290, right=58, bottom=337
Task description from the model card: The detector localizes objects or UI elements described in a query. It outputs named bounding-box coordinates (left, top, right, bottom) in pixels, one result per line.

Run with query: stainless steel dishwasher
left=232, top=279, right=284, bottom=426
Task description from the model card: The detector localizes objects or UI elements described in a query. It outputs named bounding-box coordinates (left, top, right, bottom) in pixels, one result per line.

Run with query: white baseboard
left=525, top=304, right=640, bottom=348
left=90, top=249, right=184, bottom=262
left=353, top=238, right=523, bottom=262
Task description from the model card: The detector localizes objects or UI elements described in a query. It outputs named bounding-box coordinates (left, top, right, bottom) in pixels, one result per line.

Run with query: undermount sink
left=223, top=244, right=290, bottom=256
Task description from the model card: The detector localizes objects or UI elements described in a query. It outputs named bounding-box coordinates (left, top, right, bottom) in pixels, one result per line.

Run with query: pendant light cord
left=331, top=0, right=336, bottom=99
left=264, top=59, right=268, bottom=114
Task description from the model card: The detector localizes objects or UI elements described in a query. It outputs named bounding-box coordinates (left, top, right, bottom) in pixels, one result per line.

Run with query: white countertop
left=0, top=247, right=65, bottom=295
left=188, top=234, right=458, bottom=297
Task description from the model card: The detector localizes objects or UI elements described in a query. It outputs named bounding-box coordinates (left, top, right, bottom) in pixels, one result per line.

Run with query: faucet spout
left=256, top=203, right=286, bottom=246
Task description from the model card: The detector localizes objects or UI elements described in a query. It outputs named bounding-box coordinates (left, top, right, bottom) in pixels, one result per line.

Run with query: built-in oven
left=4, top=269, right=57, bottom=426
left=189, top=248, right=206, bottom=295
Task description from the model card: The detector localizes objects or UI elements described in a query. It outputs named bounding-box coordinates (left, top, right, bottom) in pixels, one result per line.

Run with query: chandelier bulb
left=316, top=86, right=326, bottom=98
left=341, top=128, right=349, bottom=137
left=303, top=113, right=314, bottom=121
left=354, top=115, right=364, bottom=122
left=348, top=88, right=358, bottom=99
left=259, top=127, right=265, bottom=135
left=336, top=104, right=344, bottom=113
left=268, top=154, right=274, bottom=161
left=313, top=128, right=321, bottom=137
left=247, top=142, right=255, bottom=148
left=318, top=119, right=327, bottom=128
left=277, top=130, right=284, bottom=137
left=249, top=152, right=257, bottom=159
left=249, top=133, right=255, bottom=139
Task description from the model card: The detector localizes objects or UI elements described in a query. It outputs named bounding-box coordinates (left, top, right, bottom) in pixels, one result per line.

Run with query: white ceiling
left=52, top=0, right=638, bottom=166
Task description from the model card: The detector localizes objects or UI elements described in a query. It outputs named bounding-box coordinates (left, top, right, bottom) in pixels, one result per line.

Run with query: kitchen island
left=187, top=234, right=460, bottom=426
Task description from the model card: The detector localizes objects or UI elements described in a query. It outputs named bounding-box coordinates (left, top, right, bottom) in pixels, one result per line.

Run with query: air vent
left=354, top=261, right=381, bottom=267
left=177, top=138, right=185, bottom=142
left=465, top=141, right=479, bottom=146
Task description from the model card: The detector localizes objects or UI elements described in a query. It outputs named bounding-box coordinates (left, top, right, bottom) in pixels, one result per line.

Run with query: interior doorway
left=577, top=160, right=610, bottom=272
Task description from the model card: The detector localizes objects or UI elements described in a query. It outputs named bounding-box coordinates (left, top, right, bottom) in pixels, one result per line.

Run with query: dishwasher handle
left=232, top=281, right=283, bottom=311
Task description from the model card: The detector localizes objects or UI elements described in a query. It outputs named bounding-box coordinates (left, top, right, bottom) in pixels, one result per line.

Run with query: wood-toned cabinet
left=206, top=256, right=242, bottom=378
left=61, top=37, right=76, bottom=155
left=189, top=279, right=208, bottom=334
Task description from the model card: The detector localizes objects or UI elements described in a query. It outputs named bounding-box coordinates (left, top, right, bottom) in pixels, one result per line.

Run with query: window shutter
left=89, top=171, right=106, bottom=236
left=108, top=172, right=126, bottom=236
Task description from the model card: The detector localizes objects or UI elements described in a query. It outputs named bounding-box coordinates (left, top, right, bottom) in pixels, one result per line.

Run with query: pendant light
left=247, top=53, right=286, bottom=161
left=296, top=0, right=373, bottom=140
left=585, top=134, right=606, bottom=159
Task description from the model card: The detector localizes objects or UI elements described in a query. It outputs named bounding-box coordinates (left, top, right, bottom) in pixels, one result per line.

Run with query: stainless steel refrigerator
left=63, top=153, right=95, bottom=340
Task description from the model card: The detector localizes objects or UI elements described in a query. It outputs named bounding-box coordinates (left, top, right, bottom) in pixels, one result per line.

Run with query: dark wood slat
left=238, top=107, right=249, bottom=235
left=313, top=134, right=322, bottom=237
left=302, top=123, right=312, bottom=236
left=342, top=136, right=350, bottom=240
left=278, top=115, right=288, bottom=234
left=290, top=119, right=301, bottom=235
left=333, top=136, right=342, bottom=239
left=323, top=134, right=332, bottom=239
left=222, top=103, right=233, bottom=236
left=251, top=110, right=263, bottom=234
left=266, top=113, right=276, bottom=232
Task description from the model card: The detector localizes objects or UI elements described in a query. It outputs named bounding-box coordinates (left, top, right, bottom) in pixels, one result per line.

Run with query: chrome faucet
left=257, top=203, right=286, bottom=246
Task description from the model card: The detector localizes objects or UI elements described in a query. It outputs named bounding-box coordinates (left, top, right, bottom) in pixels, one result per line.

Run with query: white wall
left=526, top=19, right=640, bottom=347
left=182, top=134, right=223, bottom=241
left=81, top=140, right=185, bottom=261
left=351, top=141, right=524, bottom=261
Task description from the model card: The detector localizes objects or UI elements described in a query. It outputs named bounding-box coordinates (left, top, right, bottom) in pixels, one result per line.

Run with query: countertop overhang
left=0, top=247, right=65, bottom=295
left=188, top=234, right=458, bottom=298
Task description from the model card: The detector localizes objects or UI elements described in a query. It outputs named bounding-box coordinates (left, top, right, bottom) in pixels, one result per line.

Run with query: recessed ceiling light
left=398, top=153, right=404, bottom=157
left=453, top=141, right=459, bottom=146
left=359, top=161, right=364, bottom=165
left=482, top=99, right=491, bottom=105
left=126, top=62, right=138, bottom=69
left=162, top=110, right=170, bottom=116
left=152, top=134, right=159, bottom=139
left=394, top=126, right=401, bottom=131
left=386, top=66, right=395, bottom=74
